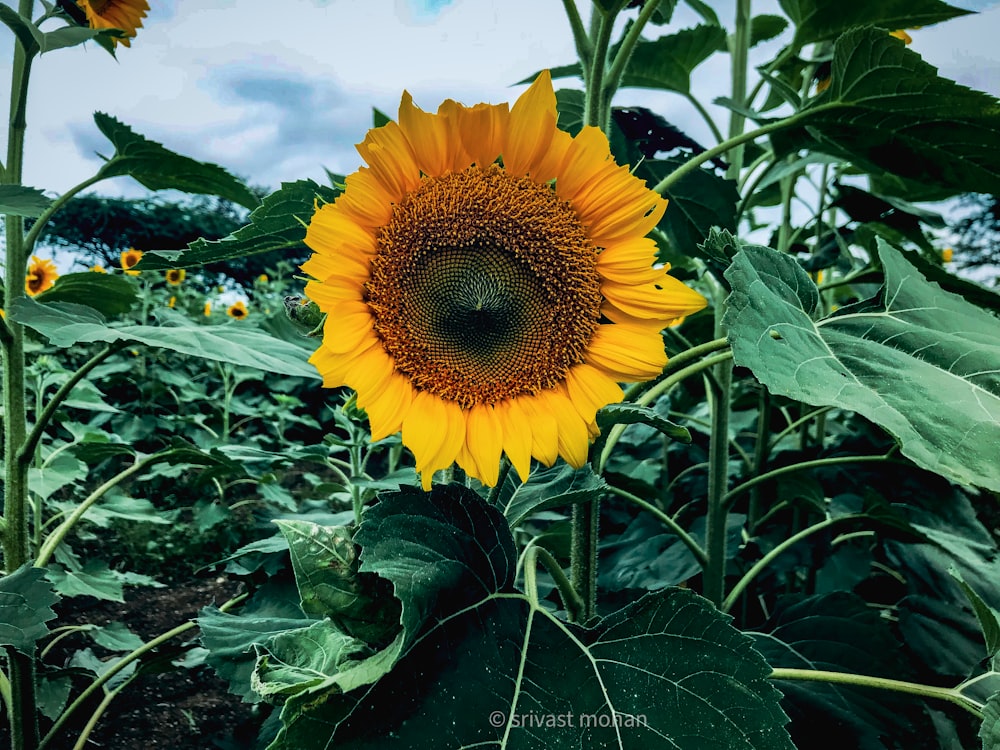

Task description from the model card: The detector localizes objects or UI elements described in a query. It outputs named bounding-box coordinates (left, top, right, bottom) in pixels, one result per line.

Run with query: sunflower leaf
left=772, top=26, right=1000, bottom=195
left=949, top=569, right=1000, bottom=668
left=778, top=0, right=971, bottom=46
left=621, top=25, right=727, bottom=94
left=34, top=272, right=137, bottom=316
left=597, top=402, right=691, bottom=442
left=500, top=464, right=608, bottom=527
left=271, top=588, right=792, bottom=750
left=92, top=112, right=260, bottom=209
left=137, top=180, right=339, bottom=271
left=8, top=297, right=320, bottom=379
left=0, top=184, right=52, bottom=217
left=0, top=5, right=42, bottom=55
left=723, top=239, right=1000, bottom=490
left=752, top=592, right=934, bottom=748
left=982, top=693, right=1000, bottom=750
left=0, top=565, right=59, bottom=655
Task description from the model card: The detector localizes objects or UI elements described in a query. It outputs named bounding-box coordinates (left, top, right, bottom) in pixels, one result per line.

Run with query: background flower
left=76, top=0, right=149, bottom=47
left=121, top=248, right=143, bottom=276
left=227, top=300, right=248, bottom=320
left=25, top=256, right=59, bottom=296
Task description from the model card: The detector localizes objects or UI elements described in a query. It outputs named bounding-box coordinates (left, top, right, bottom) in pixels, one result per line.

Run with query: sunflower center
left=367, top=165, right=602, bottom=408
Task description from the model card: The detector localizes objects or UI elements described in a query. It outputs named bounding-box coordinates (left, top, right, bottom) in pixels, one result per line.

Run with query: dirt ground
left=4, top=576, right=267, bottom=750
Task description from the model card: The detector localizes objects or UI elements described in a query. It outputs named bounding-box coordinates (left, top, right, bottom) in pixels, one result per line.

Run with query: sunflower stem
left=560, top=0, right=593, bottom=70
left=569, top=498, right=600, bottom=623
left=2, top=4, right=39, bottom=749
left=603, top=0, right=662, bottom=108
left=584, top=7, right=616, bottom=130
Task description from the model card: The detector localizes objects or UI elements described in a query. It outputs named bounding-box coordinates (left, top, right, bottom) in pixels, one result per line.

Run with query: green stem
left=599, top=350, right=733, bottom=473
left=35, top=450, right=183, bottom=567
left=583, top=5, right=616, bottom=130
left=748, top=386, right=770, bottom=529
left=769, top=668, right=985, bottom=717
left=560, top=0, right=592, bottom=71
left=569, top=498, right=599, bottom=623
left=652, top=116, right=798, bottom=196
left=702, top=324, right=733, bottom=608
left=721, top=515, right=863, bottom=612
left=767, top=406, right=833, bottom=453
left=604, top=0, right=661, bottom=106
left=3, top=4, right=39, bottom=749
left=607, top=485, right=708, bottom=568
left=486, top=457, right=512, bottom=506
left=71, top=677, right=134, bottom=750
left=18, top=343, right=125, bottom=464
left=723, top=450, right=898, bottom=511
left=524, top=544, right=585, bottom=622
left=20, top=173, right=103, bottom=258
left=38, top=592, right=247, bottom=750
left=683, top=92, right=725, bottom=145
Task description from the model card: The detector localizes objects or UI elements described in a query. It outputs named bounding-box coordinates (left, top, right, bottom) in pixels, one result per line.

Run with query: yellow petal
left=455, top=101, right=510, bottom=168
left=402, top=392, right=466, bottom=478
left=305, top=204, right=377, bottom=257
left=496, top=398, right=532, bottom=482
left=399, top=91, right=452, bottom=177
left=543, top=387, right=591, bottom=469
left=597, top=237, right=663, bottom=284
left=564, top=364, right=624, bottom=423
left=503, top=70, right=557, bottom=178
left=358, top=372, right=415, bottom=440
left=587, top=194, right=667, bottom=245
left=356, top=121, right=421, bottom=202
left=317, top=302, right=375, bottom=353
left=555, top=126, right=612, bottom=203
left=465, top=404, right=504, bottom=486
left=336, top=168, right=395, bottom=228
left=601, top=275, right=708, bottom=321
left=586, top=323, right=668, bottom=382
left=520, top=394, right=559, bottom=466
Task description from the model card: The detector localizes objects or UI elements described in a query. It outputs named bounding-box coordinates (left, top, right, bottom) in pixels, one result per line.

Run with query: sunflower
left=76, top=0, right=149, bottom=47
left=167, top=296, right=176, bottom=308
left=91, top=265, right=107, bottom=273
left=302, top=71, right=706, bottom=489
left=165, top=268, right=186, bottom=286
left=26, top=256, right=59, bottom=296
left=203, top=302, right=212, bottom=317
left=227, top=300, right=249, bottom=320
left=121, top=248, right=143, bottom=276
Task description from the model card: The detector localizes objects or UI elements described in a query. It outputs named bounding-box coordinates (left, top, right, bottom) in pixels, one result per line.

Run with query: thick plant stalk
left=2, top=4, right=39, bottom=748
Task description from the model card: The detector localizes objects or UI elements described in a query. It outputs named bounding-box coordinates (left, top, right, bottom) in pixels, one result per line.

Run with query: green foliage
left=776, top=26, right=1000, bottom=196
left=93, top=113, right=259, bottom=209
left=778, top=0, right=971, bottom=46
left=0, top=184, right=51, bottom=217
left=0, top=566, right=59, bottom=655
left=724, top=239, right=1000, bottom=491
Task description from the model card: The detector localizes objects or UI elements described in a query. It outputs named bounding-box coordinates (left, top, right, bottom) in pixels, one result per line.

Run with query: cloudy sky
left=4, top=0, right=1000, bottom=201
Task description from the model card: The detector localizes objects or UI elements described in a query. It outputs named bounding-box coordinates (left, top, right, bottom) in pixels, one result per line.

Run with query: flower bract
left=303, top=71, right=707, bottom=488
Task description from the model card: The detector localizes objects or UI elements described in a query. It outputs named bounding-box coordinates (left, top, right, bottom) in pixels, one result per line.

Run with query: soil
left=6, top=575, right=268, bottom=750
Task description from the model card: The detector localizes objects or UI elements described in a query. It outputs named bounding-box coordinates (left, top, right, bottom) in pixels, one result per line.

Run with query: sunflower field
left=2, top=1, right=1000, bottom=749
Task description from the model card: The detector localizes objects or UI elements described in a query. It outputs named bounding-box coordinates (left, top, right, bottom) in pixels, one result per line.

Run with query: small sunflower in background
left=203, top=302, right=212, bottom=317
left=165, top=269, right=186, bottom=286
left=121, top=248, right=143, bottom=276
left=75, top=0, right=149, bottom=47
left=26, top=256, right=59, bottom=296
left=90, top=265, right=107, bottom=273
left=227, top=301, right=249, bottom=320
left=167, top=296, right=176, bottom=309
left=302, top=71, right=706, bottom=488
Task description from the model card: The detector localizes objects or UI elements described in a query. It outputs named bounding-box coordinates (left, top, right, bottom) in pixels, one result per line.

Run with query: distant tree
left=950, top=193, right=1000, bottom=277
left=38, top=191, right=308, bottom=288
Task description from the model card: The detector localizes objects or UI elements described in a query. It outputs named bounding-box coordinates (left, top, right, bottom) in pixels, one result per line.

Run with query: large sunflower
left=303, top=71, right=706, bottom=488
left=26, top=256, right=59, bottom=296
left=76, top=0, right=149, bottom=47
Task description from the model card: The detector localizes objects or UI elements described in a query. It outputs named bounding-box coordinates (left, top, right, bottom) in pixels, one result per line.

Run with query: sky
left=3, top=0, right=1000, bottom=210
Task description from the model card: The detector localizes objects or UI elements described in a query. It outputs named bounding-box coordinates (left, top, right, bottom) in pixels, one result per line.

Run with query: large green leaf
left=983, top=693, right=1000, bottom=750
left=774, top=27, right=1000, bottom=195
left=137, top=180, right=339, bottom=271
left=778, top=0, right=970, bottom=46
left=0, top=565, right=59, bottom=654
left=266, top=486, right=791, bottom=749
left=34, top=272, right=137, bottom=316
left=752, top=592, right=933, bottom=749
left=93, top=113, right=259, bottom=209
left=621, top=25, right=727, bottom=94
left=724, top=239, right=1000, bottom=490
left=9, top=299, right=319, bottom=379
left=496, top=464, right=607, bottom=527
left=274, top=589, right=792, bottom=749
left=0, top=184, right=51, bottom=217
